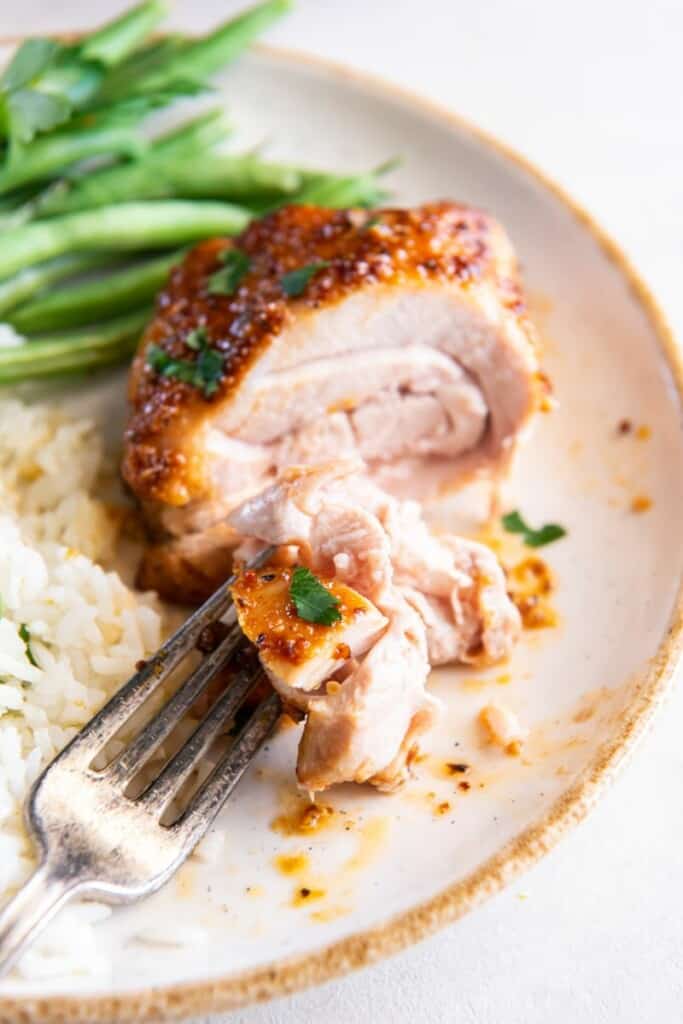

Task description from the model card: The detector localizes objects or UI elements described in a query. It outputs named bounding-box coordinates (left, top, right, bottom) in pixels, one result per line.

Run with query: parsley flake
left=289, top=567, right=342, bottom=626
left=207, top=248, right=250, bottom=296
left=502, top=510, right=567, bottom=548
left=185, top=325, right=208, bottom=350
left=146, top=328, right=223, bottom=398
left=19, top=623, right=38, bottom=668
left=6, top=89, right=71, bottom=144
left=0, top=38, right=59, bottom=92
left=281, top=260, right=331, bottom=298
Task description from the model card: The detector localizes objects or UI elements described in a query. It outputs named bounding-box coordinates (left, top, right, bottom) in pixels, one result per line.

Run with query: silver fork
left=0, top=549, right=281, bottom=980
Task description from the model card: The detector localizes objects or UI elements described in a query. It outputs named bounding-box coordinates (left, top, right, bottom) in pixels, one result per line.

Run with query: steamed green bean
left=0, top=200, right=250, bottom=278
left=0, top=252, right=123, bottom=317
left=130, top=0, right=290, bottom=94
left=79, top=1, right=168, bottom=68
left=0, top=308, right=151, bottom=382
left=33, top=110, right=232, bottom=217
left=9, top=250, right=183, bottom=332
left=0, top=125, right=146, bottom=195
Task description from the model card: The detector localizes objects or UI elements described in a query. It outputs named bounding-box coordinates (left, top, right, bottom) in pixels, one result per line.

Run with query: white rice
left=0, top=399, right=168, bottom=981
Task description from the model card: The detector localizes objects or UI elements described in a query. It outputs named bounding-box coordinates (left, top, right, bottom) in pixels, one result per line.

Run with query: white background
left=7, top=3, right=683, bottom=1021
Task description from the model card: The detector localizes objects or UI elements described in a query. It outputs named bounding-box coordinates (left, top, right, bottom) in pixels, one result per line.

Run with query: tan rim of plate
left=0, top=40, right=681, bottom=1024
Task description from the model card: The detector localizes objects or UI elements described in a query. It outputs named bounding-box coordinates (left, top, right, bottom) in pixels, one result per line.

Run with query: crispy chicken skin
left=122, top=201, right=539, bottom=600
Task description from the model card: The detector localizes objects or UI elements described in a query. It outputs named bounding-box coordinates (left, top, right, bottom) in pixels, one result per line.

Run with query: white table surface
left=8, top=2, right=683, bottom=1021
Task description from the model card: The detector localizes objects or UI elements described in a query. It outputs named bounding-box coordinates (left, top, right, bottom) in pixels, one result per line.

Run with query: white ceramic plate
left=1, top=43, right=682, bottom=1024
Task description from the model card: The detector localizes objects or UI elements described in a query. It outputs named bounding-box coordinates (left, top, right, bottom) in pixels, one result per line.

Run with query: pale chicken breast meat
left=122, top=201, right=540, bottom=601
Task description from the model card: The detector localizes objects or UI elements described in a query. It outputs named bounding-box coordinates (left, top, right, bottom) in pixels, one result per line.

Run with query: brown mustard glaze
left=122, top=201, right=528, bottom=505
left=231, top=565, right=369, bottom=666
left=507, top=555, right=558, bottom=630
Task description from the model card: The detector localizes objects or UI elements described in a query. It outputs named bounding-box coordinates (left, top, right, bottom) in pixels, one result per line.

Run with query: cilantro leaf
left=195, top=345, right=223, bottom=396
left=19, top=623, right=38, bottom=668
left=0, top=39, right=59, bottom=92
left=185, top=326, right=208, bottom=350
left=501, top=511, right=529, bottom=535
left=502, top=510, right=567, bottom=548
left=289, top=567, right=342, bottom=626
left=207, top=248, right=250, bottom=296
left=147, top=345, right=196, bottom=385
left=281, top=260, right=331, bottom=298
left=146, top=329, right=223, bottom=399
left=6, top=89, right=71, bottom=143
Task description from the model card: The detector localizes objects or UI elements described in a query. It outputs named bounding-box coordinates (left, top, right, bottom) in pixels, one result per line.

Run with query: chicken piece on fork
left=231, top=564, right=387, bottom=700
left=228, top=462, right=519, bottom=792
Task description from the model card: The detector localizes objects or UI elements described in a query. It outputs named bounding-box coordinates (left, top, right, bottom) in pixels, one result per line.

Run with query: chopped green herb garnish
left=502, top=510, right=567, bottom=548
left=19, top=623, right=38, bottom=667
left=5, top=89, right=72, bottom=145
left=147, top=328, right=223, bottom=398
left=289, top=566, right=342, bottom=626
left=281, top=260, right=331, bottom=298
left=0, top=39, right=71, bottom=144
left=0, top=39, right=59, bottom=93
left=207, top=248, right=251, bottom=296
left=185, top=325, right=208, bottom=350
left=365, top=215, right=382, bottom=229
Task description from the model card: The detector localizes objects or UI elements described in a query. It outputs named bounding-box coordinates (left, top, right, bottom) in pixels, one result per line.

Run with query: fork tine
left=64, top=547, right=275, bottom=762
left=107, top=612, right=242, bottom=783
left=138, top=663, right=265, bottom=815
left=172, top=692, right=282, bottom=850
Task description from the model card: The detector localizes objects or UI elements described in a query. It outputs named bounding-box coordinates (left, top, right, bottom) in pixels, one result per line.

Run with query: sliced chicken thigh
left=122, top=202, right=540, bottom=600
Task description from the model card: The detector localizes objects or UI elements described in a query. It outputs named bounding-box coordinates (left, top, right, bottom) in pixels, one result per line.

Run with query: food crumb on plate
left=479, top=703, right=528, bottom=754
left=271, top=798, right=338, bottom=836
left=292, top=885, right=326, bottom=907
left=630, top=494, right=653, bottom=514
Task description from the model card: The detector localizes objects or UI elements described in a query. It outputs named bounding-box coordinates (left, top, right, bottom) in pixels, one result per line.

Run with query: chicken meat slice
left=227, top=461, right=519, bottom=790
left=230, top=461, right=521, bottom=666
left=122, top=201, right=541, bottom=601
left=297, top=594, right=437, bottom=792
left=382, top=498, right=520, bottom=664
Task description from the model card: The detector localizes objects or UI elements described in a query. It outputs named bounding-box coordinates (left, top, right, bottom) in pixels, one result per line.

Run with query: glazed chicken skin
left=122, top=201, right=540, bottom=601
left=229, top=462, right=520, bottom=792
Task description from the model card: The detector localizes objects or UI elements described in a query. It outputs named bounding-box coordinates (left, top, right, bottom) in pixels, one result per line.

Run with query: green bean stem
left=0, top=200, right=250, bottom=279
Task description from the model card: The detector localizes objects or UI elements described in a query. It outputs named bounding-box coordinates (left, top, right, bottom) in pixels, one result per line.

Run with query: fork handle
left=0, top=864, right=80, bottom=980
